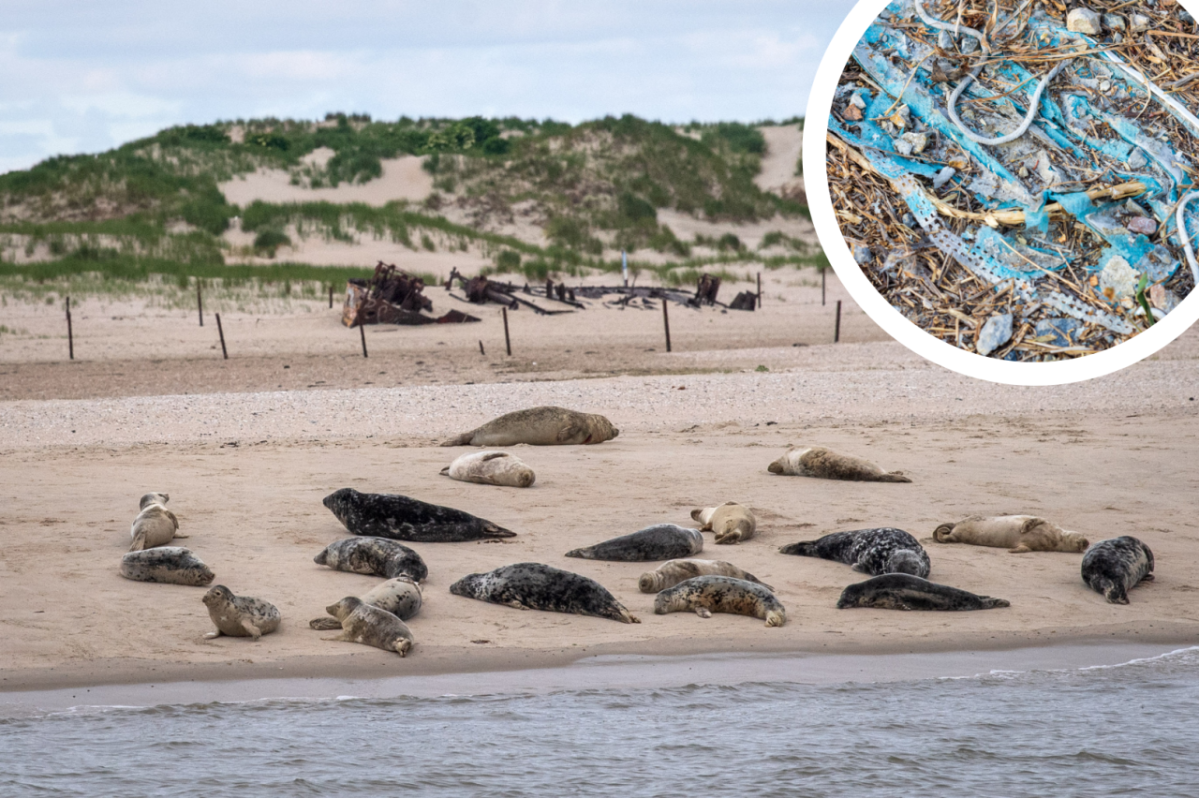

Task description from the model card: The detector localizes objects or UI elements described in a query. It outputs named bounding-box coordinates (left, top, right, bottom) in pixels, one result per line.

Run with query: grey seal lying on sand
left=441, top=406, right=618, bottom=446
left=566, top=524, right=703, bottom=561
left=323, top=488, right=514, bottom=542
left=450, top=562, right=639, bottom=623
left=837, top=574, right=1010, bottom=611
left=768, top=446, right=910, bottom=482
left=653, top=576, right=786, bottom=627
left=780, top=527, right=930, bottom=578
left=1081, top=536, right=1154, bottom=604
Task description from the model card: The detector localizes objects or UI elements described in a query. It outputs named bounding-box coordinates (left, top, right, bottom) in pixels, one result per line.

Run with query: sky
left=0, top=0, right=858, bottom=175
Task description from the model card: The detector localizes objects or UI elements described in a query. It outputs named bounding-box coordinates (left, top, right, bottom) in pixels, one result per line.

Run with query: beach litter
left=829, top=0, right=1199, bottom=360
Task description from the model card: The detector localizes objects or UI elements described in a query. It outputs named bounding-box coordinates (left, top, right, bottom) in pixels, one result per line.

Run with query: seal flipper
left=309, top=617, right=342, bottom=630
left=555, top=424, right=584, bottom=444
left=129, top=532, right=147, bottom=552
left=695, top=607, right=713, bottom=618
left=876, top=472, right=912, bottom=483
left=482, top=523, right=517, bottom=539
left=439, top=466, right=450, bottom=475
left=481, top=452, right=507, bottom=461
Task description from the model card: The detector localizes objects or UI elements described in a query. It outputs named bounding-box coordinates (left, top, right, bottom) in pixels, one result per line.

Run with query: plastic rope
left=1177, top=191, right=1199, bottom=285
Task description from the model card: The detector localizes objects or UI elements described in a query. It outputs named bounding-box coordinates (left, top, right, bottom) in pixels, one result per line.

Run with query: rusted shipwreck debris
left=343, top=262, right=480, bottom=327
left=445, top=268, right=758, bottom=312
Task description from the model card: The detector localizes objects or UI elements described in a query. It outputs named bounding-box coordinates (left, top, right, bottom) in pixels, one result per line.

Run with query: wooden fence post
left=215, top=312, right=228, bottom=359
left=502, top=307, right=512, bottom=356
left=66, top=296, right=74, bottom=360
left=834, top=300, right=842, bottom=343
left=662, top=299, right=672, bottom=353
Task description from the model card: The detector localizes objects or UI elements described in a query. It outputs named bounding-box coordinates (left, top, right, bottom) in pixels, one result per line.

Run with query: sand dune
left=219, top=154, right=433, bottom=208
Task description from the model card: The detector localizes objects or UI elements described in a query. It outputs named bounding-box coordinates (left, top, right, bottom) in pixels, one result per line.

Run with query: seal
left=767, top=446, right=911, bottom=483
left=322, top=596, right=414, bottom=656
left=129, top=496, right=185, bottom=552
left=565, top=524, right=703, bottom=561
left=933, top=515, right=1089, bottom=553
left=440, top=451, right=536, bottom=488
left=119, top=546, right=214, bottom=586
left=202, top=585, right=282, bottom=639
left=691, top=502, right=756, bottom=545
left=638, top=559, right=773, bottom=593
left=1081, top=536, right=1155, bottom=604
left=440, top=406, right=619, bottom=447
left=837, top=574, right=1011, bottom=611
left=310, top=576, right=422, bottom=630
left=779, top=527, right=931, bottom=578
left=323, top=488, right=515, bottom=542
left=652, top=576, right=786, bottom=627
left=314, top=537, right=428, bottom=582
left=450, top=562, right=640, bottom=623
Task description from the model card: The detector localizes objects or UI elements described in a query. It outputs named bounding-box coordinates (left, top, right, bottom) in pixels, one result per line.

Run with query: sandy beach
left=2, top=276, right=1198, bottom=694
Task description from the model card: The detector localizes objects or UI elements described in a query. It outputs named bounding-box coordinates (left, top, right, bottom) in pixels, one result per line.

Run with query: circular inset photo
left=805, top=0, right=1199, bottom=382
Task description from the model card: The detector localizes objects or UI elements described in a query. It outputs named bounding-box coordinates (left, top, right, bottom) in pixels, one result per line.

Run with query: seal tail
left=483, top=524, right=517, bottom=539
left=876, top=471, right=912, bottom=483
left=129, top=532, right=147, bottom=552
left=980, top=597, right=1011, bottom=609
left=779, top=541, right=819, bottom=557
left=440, top=432, right=474, bottom=447
left=932, top=523, right=956, bottom=543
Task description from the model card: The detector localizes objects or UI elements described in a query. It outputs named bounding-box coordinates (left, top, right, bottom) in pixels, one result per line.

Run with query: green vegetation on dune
left=0, top=112, right=814, bottom=297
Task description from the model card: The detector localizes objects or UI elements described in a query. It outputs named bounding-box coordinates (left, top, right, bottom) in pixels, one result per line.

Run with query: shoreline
left=1, top=635, right=1194, bottom=714
left=4, top=625, right=1196, bottom=699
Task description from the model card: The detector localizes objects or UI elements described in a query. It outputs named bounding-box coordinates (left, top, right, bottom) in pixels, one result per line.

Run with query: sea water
left=2, top=647, right=1198, bottom=797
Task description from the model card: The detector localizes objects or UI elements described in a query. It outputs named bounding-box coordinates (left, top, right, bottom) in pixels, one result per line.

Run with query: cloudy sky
left=0, top=1, right=858, bottom=174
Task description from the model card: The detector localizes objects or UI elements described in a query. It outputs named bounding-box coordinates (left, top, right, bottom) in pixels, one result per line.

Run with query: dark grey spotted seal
left=1081, top=536, right=1155, bottom=604
left=323, top=488, right=515, bottom=542
left=314, top=537, right=428, bottom=582
left=119, top=547, right=214, bottom=586
left=653, top=576, right=786, bottom=627
left=450, top=562, right=640, bottom=623
left=322, top=596, right=414, bottom=656
left=565, top=524, right=703, bottom=561
left=779, top=527, right=930, bottom=578
left=202, top=585, right=282, bottom=639
left=310, top=576, right=422, bottom=630
left=837, top=574, right=1010, bottom=611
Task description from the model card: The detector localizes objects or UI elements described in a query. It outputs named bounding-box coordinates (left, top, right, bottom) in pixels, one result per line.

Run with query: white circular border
left=803, top=0, right=1199, bottom=386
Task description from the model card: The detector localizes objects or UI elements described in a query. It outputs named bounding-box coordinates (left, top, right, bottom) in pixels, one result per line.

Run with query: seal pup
left=565, top=524, right=703, bottom=561
left=691, top=502, right=756, bottom=545
left=837, top=574, right=1010, bottom=611
left=120, top=547, right=214, bottom=586
left=323, top=488, right=515, bottom=542
left=441, top=406, right=619, bottom=447
left=638, top=559, right=773, bottom=593
left=322, top=596, right=414, bottom=656
left=202, top=585, right=282, bottom=639
left=440, top=451, right=535, bottom=488
left=129, top=497, right=184, bottom=552
left=310, top=576, right=422, bottom=630
left=450, top=562, right=640, bottom=623
left=314, top=537, right=428, bottom=582
left=767, top=446, right=911, bottom=483
left=779, top=527, right=930, bottom=578
left=1081, top=537, right=1155, bottom=604
left=653, top=576, right=786, bottom=627
left=933, top=515, right=1089, bottom=553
